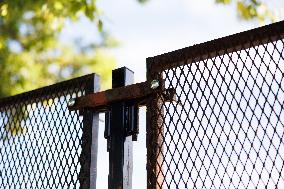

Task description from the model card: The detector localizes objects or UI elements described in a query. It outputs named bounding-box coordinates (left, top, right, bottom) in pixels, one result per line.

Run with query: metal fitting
left=68, top=98, right=76, bottom=107
left=150, top=80, right=160, bottom=89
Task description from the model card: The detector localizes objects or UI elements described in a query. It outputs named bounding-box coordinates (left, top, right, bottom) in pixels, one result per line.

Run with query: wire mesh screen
left=147, top=22, right=284, bottom=188
left=0, top=74, right=96, bottom=189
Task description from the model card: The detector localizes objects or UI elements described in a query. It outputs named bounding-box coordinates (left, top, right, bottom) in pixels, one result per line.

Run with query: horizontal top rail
left=68, top=80, right=176, bottom=111
left=69, top=81, right=151, bottom=111
left=147, top=20, right=284, bottom=73
left=0, top=73, right=97, bottom=106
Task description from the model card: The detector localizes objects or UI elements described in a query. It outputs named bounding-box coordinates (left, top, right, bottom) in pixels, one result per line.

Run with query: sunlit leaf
left=98, top=19, right=103, bottom=32
left=216, top=0, right=231, bottom=5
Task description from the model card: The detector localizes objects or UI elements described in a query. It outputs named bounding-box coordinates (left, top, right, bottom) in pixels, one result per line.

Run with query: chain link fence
left=1, top=21, right=284, bottom=189
left=146, top=21, right=284, bottom=188
left=0, top=74, right=97, bottom=189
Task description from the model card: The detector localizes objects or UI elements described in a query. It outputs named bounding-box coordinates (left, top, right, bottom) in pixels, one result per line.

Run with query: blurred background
left=1, top=0, right=284, bottom=188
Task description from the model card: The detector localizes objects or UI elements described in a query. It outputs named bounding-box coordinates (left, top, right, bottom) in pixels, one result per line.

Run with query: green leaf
left=216, top=0, right=231, bottom=4
left=98, top=19, right=103, bottom=32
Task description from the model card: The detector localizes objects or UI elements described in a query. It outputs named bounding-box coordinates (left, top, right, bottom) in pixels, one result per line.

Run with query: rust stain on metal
left=146, top=73, right=165, bottom=189
left=68, top=80, right=177, bottom=111
left=69, top=81, right=151, bottom=111
left=147, top=21, right=284, bottom=73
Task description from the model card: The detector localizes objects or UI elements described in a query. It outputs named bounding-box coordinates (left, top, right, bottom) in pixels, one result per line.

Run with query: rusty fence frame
left=69, top=20, right=284, bottom=189
left=1, top=20, right=284, bottom=189
left=0, top=74, right=100, bottom=189
left=145, top=20, right=284, bottom=188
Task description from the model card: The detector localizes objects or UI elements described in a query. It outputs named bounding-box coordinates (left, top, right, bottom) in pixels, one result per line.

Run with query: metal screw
left=68, top=98, right=76, bottom=107
left=150, top=80, right=160, bottom=89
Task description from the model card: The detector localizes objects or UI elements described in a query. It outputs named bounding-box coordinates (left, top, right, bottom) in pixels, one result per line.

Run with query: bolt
left=150, top=79, right=160, bottom=89
left=68, top=98, right=76, bottom=107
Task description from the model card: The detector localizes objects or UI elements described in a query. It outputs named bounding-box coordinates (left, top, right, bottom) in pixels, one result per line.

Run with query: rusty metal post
left=107, top=67, right=133, bottom=189
left=146, top=60, right=164, bottom=189
left=79, top=74, right=100, bottom=189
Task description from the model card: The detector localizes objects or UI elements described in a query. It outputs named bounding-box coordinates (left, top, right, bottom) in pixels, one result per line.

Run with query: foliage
left=0, top=0, right=116, bottom=139
left=0, top=0, right=277, bottom=98
left=0, top=0, right=277, bottom=139
left=216, top=0, right=275, bottom=22
left=0, top=0, right=115, bottom=98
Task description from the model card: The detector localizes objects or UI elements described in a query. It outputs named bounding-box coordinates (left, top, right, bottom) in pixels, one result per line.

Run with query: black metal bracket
left=104, top=101, right=139, bottom=145
left=70, top=84, right=176, bottom=145
left=68, top=75, right=177, bottom=143
left=67, top=67, right=177, bottom=189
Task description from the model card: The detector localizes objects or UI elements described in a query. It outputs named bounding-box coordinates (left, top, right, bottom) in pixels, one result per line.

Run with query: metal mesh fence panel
left=146, top=21, right=284, bottom=188
left=0, top=74, right=97, bottom=189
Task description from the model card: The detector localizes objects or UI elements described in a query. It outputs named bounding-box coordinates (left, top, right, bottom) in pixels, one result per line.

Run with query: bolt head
left=68, top=98, right=76, bottom=107
left=150, top=80, right=160, bottom=89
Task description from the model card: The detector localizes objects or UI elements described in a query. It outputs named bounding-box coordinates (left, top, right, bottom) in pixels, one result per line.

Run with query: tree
left=139, top=0, right=276, bottom=21
left=0, top=0, right=276, bottom=98
left=0, top=0, right=116, bottom=98
left=0, top=0, right=276, bottom=138
left=216, top=0, right=275, bottom=22
left=0, top=0, right=117, bottom=139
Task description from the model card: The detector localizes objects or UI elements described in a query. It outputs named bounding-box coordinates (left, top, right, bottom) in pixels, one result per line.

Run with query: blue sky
left=60, top=0, right=283, bottom=188
left=61, top=0, right=264, bottom=81
left=61, top=0, right=284, bottom=83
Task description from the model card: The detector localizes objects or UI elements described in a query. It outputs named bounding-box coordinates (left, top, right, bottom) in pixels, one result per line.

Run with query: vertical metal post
left=146, top=61, right=164, bottom=189
left=79, top=74, right=100, bottom=189
left=108, top=67, right=134, bottom=189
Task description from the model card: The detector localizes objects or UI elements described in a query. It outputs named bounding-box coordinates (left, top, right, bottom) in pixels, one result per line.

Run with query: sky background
left=60, top=0, right=284, bottom=188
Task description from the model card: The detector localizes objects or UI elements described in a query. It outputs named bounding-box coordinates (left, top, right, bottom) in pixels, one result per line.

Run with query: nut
left=150, top=80, right=160, bottom=89
left=68, top=98, right=76, bottom=107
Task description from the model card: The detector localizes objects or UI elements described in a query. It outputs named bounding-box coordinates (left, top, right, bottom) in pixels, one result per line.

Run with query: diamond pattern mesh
left=147, top=23, right=284, bottom=188
left=0, top=75, right=95, bottom=189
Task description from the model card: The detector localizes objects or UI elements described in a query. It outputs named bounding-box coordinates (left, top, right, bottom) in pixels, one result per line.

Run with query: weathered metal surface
left=0, top=74, right=96, bottom=106
left=147, top=20, right=284, bottom=73
left=68, top=81, right=176, bottom=112
left=69, top=81, right=151, bottom=111
left=0, top=74, right=99, bottom=189
left=82, top=74, right=100, bottom=189
left=108, top=67, right=133, bottom=189
left=146, top=71, right=165, bottom=189
left=145, top=20, right=284, bottom=189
